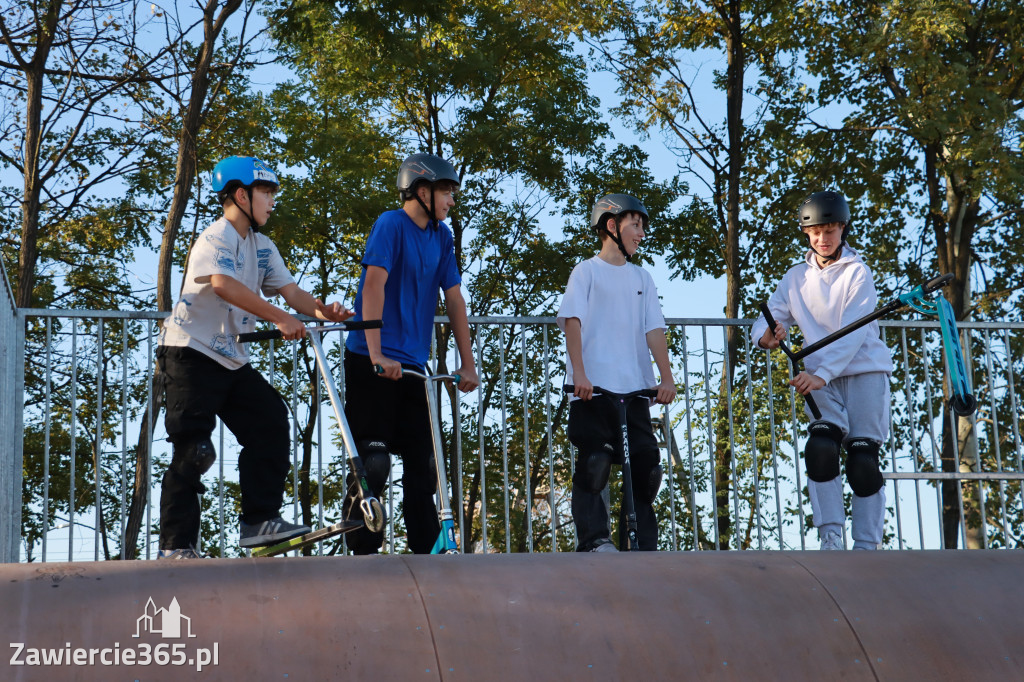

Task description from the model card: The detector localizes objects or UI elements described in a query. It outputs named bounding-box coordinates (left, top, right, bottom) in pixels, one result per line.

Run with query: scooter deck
left=251, top=519, right=364, bottom=557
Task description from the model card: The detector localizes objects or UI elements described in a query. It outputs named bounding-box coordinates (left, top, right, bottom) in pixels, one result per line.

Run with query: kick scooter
left=563, top=384, right=658, bottom=551
left=237, top=320, right=388, bottom=557
left=759, top=273, right=976, bottom=417
left=375, top=366, right=462, bottom=554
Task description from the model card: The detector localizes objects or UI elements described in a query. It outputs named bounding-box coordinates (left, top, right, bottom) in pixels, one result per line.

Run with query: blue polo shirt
left=346, top=209, right=461, bottom=366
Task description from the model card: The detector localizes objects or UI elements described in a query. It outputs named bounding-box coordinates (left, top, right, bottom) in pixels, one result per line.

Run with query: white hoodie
left=750, top=247, right=893, bottom=383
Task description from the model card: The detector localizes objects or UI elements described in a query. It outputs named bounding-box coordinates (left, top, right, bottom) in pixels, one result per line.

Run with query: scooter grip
left=237, top=329, right=283, bottom=342
left=343, top=319, right=383, bottom=330
left=923, top=273, right=954, bottom=294
left=759, top=302, right=780, bottom=335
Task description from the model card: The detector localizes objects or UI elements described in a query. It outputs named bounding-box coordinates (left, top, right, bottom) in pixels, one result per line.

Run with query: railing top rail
left=17, top=309, right=1024, bottom=330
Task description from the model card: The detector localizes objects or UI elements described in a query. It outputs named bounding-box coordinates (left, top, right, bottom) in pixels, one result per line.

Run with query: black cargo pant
left=342, top=351, right=440, bottom=554
left=567, top=396, right=660, bottom=551
left=157, top=346, right=290, bottom=550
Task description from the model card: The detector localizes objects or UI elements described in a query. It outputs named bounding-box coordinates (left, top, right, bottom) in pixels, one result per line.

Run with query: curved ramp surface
left=3, top=551, right=1023, bottom=680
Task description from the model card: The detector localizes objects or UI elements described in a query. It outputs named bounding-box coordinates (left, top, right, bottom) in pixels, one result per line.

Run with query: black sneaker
left=239, top=517, right=311, bottom=548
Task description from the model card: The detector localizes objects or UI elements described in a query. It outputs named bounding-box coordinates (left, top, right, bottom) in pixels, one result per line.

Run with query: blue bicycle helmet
left=212, top=156, right=279, bottom=194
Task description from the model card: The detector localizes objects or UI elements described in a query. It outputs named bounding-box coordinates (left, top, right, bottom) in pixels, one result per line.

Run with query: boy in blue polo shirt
left=343, top=152, right=479, bottom=554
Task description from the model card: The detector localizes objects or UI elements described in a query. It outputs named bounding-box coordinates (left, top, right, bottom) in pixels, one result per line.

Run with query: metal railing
left=0, top=259, right=22, bottom=562
left=7, top=308, right=1024, bottom=561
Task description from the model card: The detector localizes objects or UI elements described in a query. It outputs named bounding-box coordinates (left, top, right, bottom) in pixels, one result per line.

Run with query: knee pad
left=170, top=437, right=216, bottom=478
left=574, top=449, right=613, bottom=495
left=359, top=441, right=391, bottom=493
left=634, top=464, right=663, bottom=505
left=804, top=421, right=842, bottom=483
left=845, top=438, right=883, bottom=497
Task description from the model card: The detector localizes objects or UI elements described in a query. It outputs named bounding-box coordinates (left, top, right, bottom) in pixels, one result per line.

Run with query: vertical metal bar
left=543, top=324, right=556, bottom=552
left=1002, top=329, right=1022, bottom=471
left=522, top=327, right=532, bottom=552
left=500, top=325, right=510, bottom=552
left=880, top=327, right=901, bottom=550
left=983, top=331, right=1009, bottom=543
left=663, top=403, right=677, bottom=552
left=95, top=318, right=104, bottom=560
left=316, top=359, right=324, bottom=555
left=1002, top=329, right=1024, bottom=538
left=120, top=322, right=128, bottom=549
left=920, top=327, right=944, bottom=549
left=681, top=326, right=699, bottom=549
left=145, top=322, right=154, bottom=560
left=899, top=328, right=925, bottom=549
left=476, top=326, right=487, bottom=554
left=70, top=319, right=78, bottom=561
left=764, top=348, right=784, bottom=550
left=786, top=355, right=806, bottom=550
left=743, top=331, right=763, bottom=550
left=43, top=318, right=52, bottom=562
left=722, top=326, right=739, bottom=549
left=701, top=325, right=719, bottom=549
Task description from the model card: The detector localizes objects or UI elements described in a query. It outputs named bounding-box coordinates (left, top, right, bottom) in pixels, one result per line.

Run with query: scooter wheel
left=361, top=498, right=387, bottom=533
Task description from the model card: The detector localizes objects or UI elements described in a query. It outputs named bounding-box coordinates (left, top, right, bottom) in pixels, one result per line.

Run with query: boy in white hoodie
left=752, top=191, right=892, bottom=550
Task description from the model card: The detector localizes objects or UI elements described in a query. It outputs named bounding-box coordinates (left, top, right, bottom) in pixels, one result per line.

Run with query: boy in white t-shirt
left=752, top=190, right=892, bottom=551
left=556, top=194, right=675, bottom=552
left=156, top=156, right=353, bottom=558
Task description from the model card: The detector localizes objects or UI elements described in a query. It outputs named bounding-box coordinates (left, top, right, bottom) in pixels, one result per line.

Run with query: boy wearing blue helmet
left=342, top=152, right=479, bottom=555
left=752, top=190, right=892, bottom=551
left=557, top=194, right=676, bottom=552
left=157, top=156, right=353, bottom=558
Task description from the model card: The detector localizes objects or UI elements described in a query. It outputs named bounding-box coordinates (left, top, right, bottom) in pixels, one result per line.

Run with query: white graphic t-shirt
left=159, top=217, right=294, bottom=369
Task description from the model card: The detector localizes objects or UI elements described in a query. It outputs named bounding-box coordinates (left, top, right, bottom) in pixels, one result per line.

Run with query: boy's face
left=607, top=212, right=646, bottom=256
left=416, top=182, right=457, bottom=221
left=248, top=185, right=277, bottom=226
left=802, top=222, right=843, bottom=258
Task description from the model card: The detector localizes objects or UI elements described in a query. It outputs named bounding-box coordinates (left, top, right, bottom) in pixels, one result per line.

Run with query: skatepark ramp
left=3, top=551, right=1023, bottom=680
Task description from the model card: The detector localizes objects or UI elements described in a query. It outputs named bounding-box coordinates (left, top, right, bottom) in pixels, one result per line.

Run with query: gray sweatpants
left=805, top=372, right=890, bottom=549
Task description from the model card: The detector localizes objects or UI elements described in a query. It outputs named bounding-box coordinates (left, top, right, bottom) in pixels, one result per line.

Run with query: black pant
left=567, top=396, right=660, bottom=551
left=157, top=346, right=290, bottom=550
left=342, top=351, right=441, bottom=554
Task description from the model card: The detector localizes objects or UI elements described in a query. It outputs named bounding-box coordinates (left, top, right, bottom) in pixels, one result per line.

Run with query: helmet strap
left=414, top=184, right=439, bottom=230
left=227, top=186, right=258, bottom=233
left=604, top=217, right=632, bottom=262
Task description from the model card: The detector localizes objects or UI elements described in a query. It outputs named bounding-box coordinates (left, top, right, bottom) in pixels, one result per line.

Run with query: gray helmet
left=590, top=193, right=649, bottom=233
left=798, top=191, right=850, bottom=229
left=397, top=153, right=460, bottom=200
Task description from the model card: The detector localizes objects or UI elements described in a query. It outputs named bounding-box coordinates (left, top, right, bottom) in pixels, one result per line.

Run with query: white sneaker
left=819, top=529, right=845, bottom=551
left=589, top=540, right=619, bottom=553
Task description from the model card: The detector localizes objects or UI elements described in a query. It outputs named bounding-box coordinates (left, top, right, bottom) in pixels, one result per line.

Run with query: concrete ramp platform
left=3, top=551, right=1023, bottom=680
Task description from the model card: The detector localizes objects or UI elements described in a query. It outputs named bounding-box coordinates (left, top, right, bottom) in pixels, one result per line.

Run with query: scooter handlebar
left=923, top=273, right=954, bottom=294
left=237, top=319, right=382, bottom=342
left=562, top=384, right=658, bottom=400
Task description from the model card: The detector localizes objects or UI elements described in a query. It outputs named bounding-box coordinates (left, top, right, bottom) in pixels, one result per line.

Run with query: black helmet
left=798, top=191, right=850, bottom=229
left=798, top=190, right=851, bottom=261
left=397, top=153, right=460, bottom=200
left=590, top=193, right=649, bottom=233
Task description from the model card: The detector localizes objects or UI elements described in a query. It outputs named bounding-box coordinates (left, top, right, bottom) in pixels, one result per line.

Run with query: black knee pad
left=804, top=421, right=843, bottom=483
left=170, top=437, right=216, bottom=478
left=359, top=440, right=392, bottom=493
left=634, top=464, right=663, bottom=505
left=574, top=448, right=613, bottom=495
left=845, top=438, right=883, bottom=497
